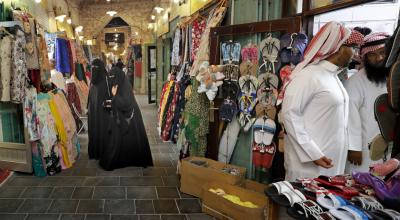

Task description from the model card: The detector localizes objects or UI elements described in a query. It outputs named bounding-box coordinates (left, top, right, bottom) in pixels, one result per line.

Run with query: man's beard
left=364, top=58, right=390, bottom=85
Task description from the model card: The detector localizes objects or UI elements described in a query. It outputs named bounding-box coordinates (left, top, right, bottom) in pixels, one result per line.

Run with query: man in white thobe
left=282, top=22, right=364, bottom=181
left=345, top=32, right=390, bottom=173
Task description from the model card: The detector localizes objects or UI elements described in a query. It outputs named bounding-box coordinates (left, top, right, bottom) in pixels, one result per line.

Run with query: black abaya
left=88, top=59, right=109, bottom=160
left=99, top=67, right=153, bottom=170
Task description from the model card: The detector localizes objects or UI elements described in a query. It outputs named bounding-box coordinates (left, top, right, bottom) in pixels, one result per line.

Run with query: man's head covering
left=343, top=30, right=365, bottom=47
left=361, top=32, right=390, bottom=58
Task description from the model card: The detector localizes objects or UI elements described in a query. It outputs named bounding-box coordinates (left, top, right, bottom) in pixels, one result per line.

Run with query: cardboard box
left=202, top=181, right=269, bottom=220
left=180, top=157, right=246, bottom=198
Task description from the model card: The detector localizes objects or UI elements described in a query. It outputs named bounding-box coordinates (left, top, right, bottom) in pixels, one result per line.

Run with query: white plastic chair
left=72, top=104, right=88, bottom=134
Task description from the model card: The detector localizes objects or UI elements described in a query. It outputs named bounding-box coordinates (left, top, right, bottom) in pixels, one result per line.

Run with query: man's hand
left=112, top=85, right=118, bottom=96
left=348, top=150, right=362, bottom=166
left=313, top=156, right=334, bottom=169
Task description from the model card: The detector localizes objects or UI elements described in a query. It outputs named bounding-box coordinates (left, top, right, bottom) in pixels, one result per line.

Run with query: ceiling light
left=135, top=32, right=138, bottom=35
left=174, top=0, right=179, bottom=3
left=154, top=7, right=164, bottom=14
left=55, top=14, right=66, bottom=22
left=148, top=23, right=154, bottom=29
left=107, top=0, right=111, bottom=1
left=79, top=36, right=84, bottom=40
left=114, top=34, right=119, bottom=37
left=35, top=0, right=42, bottom=3
left=87, top=40, right=93, bottom=45
left=75, top=26, right=83, bottom=32
left=106, top=10, right=117, bottom=16
left=67, top=18, right=72, bottom=24
left=163, top=12, right=168, bottom=21
left=151, top=15, right=156, bottom=20
left=114, top=28, right=117, bottom=31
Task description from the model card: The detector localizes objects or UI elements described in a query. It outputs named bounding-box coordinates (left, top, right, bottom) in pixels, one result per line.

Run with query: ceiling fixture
left=135, top=32, right=138, bottom=35
left=75, top=26, right=83, bottom=32
left=35, top=0, right=42, bottom=3
left=148, top=23, right=154, bottom=29
left=106, top=0, right=111, bottom=1
left=106, top=1, right=117, bottom=17
left=114, top=33, right=119, bottom=37
left=55, top=14, right=66, bottom=22
left=79, top=36, right=84, bottom=40
left=151, top=15, right=156, bottom=20
left=154, top=7, right=164, bottom=14
left=67, top=18, right=72, bottom=24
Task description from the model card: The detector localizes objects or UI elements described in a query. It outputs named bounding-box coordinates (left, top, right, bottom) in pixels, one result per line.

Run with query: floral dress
left=10, top=29, right=28, bottom=103
left=0, top=36, right=13, bottom=102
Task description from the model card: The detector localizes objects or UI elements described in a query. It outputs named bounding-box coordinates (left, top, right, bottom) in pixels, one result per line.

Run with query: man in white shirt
left=345, top=32, right=391, bottom=173
left=282, top=22, right=364, bottom=181
left=49, top=59, right=66, bottom=92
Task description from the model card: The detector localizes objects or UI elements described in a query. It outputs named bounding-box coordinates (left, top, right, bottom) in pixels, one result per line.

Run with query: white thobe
left=50, top=69, right=66, bottom=92
left=344, top=68, right=386, bottom=173
left=282, top=61, right=349, bottom=181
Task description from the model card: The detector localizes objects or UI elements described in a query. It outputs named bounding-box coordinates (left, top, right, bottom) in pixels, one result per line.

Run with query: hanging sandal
left=329, top=204, right=371, bottom=220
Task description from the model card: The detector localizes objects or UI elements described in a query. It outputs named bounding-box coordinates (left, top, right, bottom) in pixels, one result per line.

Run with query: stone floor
left=0, top=95, right=215, bottom=220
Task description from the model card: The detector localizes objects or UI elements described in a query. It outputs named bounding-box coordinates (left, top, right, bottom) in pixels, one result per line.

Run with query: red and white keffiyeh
left=361, top=32, right=390, bottom=58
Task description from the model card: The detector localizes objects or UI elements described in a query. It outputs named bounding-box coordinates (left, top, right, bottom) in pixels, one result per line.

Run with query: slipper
left=316, top=192, right=349, bottom=210
left=259, top=34, right=280, bottom=74
left=221, top=41, right=241, bottom=64
left=224, top=64, right=240, bottom=81
left=255, top=104, right=277, bottom=119
left=329, top=204, right=371, bottom=220
left=252, top=143, right=263, bottom=167
left=271, top=188, right=307, bottom=207
left=257, top=73, right=279, bottom=106
left=352, top=196, right=384, bottom=211
left=265, top=180, right=295, bottom=197
left=287, top=200, right=336, bottom=220
left=243, top=116, right=255, bottom=132
left=387, top=61, right=400, bottom=110
left=239, top=75, right=259, bottom=96
left=315, top=177, right=359, bottom=200
left=369, top=134, right=388, bottom=161
left=374, top=94, right=396, bottom=142
left=239, top=61, right=258, bottom=76
left=369, top=209, right=400, bottom=220
left=221, top=81, right=240, bottom=100
left=219, top=98, right=238, bottom=122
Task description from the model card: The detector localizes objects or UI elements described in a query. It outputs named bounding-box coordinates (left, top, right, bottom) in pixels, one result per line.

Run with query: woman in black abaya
left=88, top=59, right=109, bottom=160
left=100, top=67, right=153, bottom=170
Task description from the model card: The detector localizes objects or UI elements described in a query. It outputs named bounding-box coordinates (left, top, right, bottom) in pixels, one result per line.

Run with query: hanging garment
left=50, top=69, right=66, bottom=92
left=134, top=61, right=142, bottom=77
left=161, top=82, right=176, bottom=133
left=23, top=87, right=40, bottom=141
left=344, top=68, right=387, bottom=173
left=25, top=18, right=40, bottom=69
left=282, top=61, right=349, bottom=181
left=45, top=32, right=57, bottom=60
left=88, top=59, right=110, bottom=160
left=10, top=29, right=28, bottom=104
left=36, top=93, right=58, bottom=158
left=31, top=141, right=47, bottom=177
left=191, top=19, right=207, bottom=62
left=74, top=76, right=89, bottom=112
left=66, top=81, right=82, bottom=125
left=221, top=41, right=241, bottom=64
left=55, top=38, right=72, bottom=75
left=100, top=67, right=153, bottom=170
left=28, top=70, right=41, bottom=92
left=0, top=36, right=13, bottom=102
left=189, top=7, right=227, bottom=77
left=170, top=76, right=191, bottom=143
left=67, top=41, right=75, bottom=75
left=75, top=63, right=87, bottom=84
left=171, top=28, right=181, bottom=66
left=158, top=81, right=174, bottom=128
left=38, top=34, right=51, bottom=82
left=218, top=116, right=241, bottom=163
left=162, top=82, right=181, bottom=141
left=48, top=94, right=72, bottom=169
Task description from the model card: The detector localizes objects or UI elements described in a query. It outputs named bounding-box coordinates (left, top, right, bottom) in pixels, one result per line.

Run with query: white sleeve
left=282, top=76, right=324, bottom=163
left=344, top=76, right=363, bottom=151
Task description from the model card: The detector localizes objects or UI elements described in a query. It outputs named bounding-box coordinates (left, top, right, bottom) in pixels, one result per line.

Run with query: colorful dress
left=10, top=29, right=28, bottom=103
left=0, top=36, right=13, bottom=102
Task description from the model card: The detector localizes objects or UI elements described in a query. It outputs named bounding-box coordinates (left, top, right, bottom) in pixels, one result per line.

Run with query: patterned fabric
left=191, top=19, right=206, bottom=62
left=74, top=76, right=89, bottom=112
left=31, top=141, right=47, bottom=177
left=38, top=34, right=51, bottom=82
left=344, top=29, right=364, bottom=47
left=25, top=18, right=40, bottom=69
left=66, top=82, right=82, bottom=124
left=361, top=32, right=390, bottom=57
left=10, top=30, right=28, bottom=104
left=171, top=28, right=181, bottom=66
left=158, top=81, right=174, bottom=127
left=161, top=82, right=176, bottom=132
left=241, top=45, right=258, bottom=64
left=55, top=38, right=71, bottom=75
left=28, top=70, right=41, bottom=92
left=23, top=87, right=40, bottom=141
left=0, top=36, right=13, bottom=102
left=170, top=76, right=191, bottom=143
left=36, top=93, right=58, bottom=158
left=162, top=82, right=181, bottom=141
left=48, top=94, right=72, bottom=169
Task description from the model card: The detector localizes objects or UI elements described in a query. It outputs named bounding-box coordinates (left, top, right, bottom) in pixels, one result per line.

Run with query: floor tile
left=0, top=214, right=26, bottom=220
left=17, top=199, right=52, bottom=213
left=85, top=214, right=110, bottom=220
left=40, top=177, right=85, bottom=186
left=186, top=214, right=214, bottom=220
left=127, top=187, right=157, bottom=199
left=139, top=216, right=161, bottom=220
left=112, top=167, right=143, bottom=177
left=71, top=168, right=97, bottom=176
left=111, top=215, right=139, bottom=220
left=0, top=187, right=25, bottom=198
left=4, top=177, right=42, bottom=187
left=83, top=177, right=119, bottom=186
left=86, top=160, right=100, bottom=168
left=135, top=200, right=154, bottom=214
left=49, top=187, right=74, bottom=199
left=176, top=199, right=201, bottom=213
left=153, top=200, right=179, bottom=214
left=161, top=215, right=186, bottom=220
left=48, top=199, right=79, bottom=213
left=60, top=214, right=85, bottom=220
left=77, top=200, right=104, bottom=213
left=93, top=187, right=125, bottom=199
left=121, top=177, right=163, bottom=186
left=162, top=177, right=180, bottom=187
left=104, top=199, right=135, bottom=214
left=178, top=192, right=195, bottom=199
left=25, top=214, right=60, bottom=220
left=143, top=168, right=166, bottom=176
left=0, top=199, right=24, bottom=212
left=164, top=168, right=177, bottom=176
left=72, top=187, right=94, bottom=199
left=156, top=187, right=180, bottom=199
left=20, top=187, right=53, bottom=198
